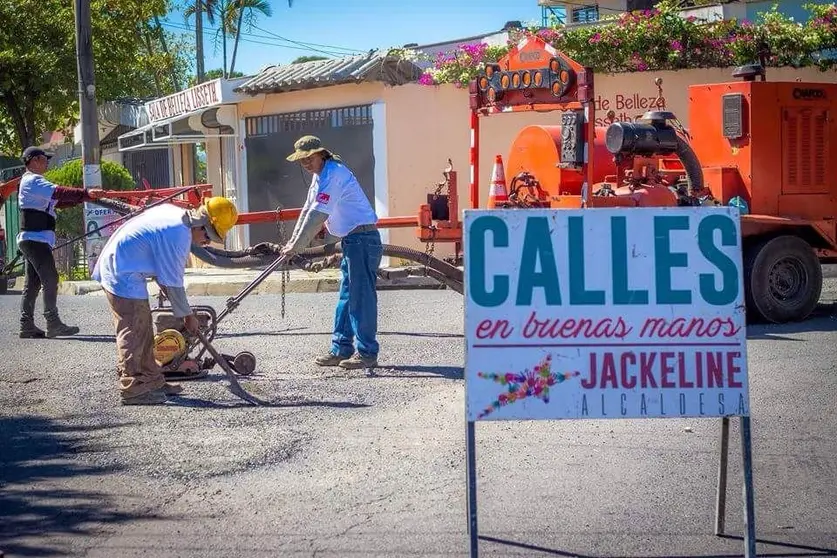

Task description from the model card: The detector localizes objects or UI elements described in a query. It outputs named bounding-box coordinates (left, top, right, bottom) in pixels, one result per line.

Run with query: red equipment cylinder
left=506, top=125, right=618, bottom=199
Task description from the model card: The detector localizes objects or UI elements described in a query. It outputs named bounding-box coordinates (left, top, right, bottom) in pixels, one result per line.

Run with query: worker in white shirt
left=16, top=146, right=104, bottom=339
left=92, top=197, right=238, bottom=405
left=281, top=135, right=382, bottom=370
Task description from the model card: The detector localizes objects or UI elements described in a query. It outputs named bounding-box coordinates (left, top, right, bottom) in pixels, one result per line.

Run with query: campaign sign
left=463, top=207, right=749, bottom=422
left=83, top=202, right=122, bottom=274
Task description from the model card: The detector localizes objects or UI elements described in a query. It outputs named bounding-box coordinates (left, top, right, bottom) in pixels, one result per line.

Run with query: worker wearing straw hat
left=281, top=135, right=382, bottom=370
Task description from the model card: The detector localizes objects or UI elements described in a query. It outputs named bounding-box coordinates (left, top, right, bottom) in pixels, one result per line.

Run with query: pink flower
left=589, top=32, right=602, bottom=44
left=417, top=73, right=435, bottom=86
left=459, top=42, right=488, bottom=62
left=670, top=40, right=683, bottom=51
left=537, top=29, right=560, bottom=42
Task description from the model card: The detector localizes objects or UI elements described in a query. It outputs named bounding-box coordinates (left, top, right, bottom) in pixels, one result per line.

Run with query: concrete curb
left=15, top=264, right=837, bottom=297
left=43, top=267, right=447, bottom=297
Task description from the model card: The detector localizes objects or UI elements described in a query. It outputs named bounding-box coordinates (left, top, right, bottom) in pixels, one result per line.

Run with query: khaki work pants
left=105, top=290, right=166, bottom=399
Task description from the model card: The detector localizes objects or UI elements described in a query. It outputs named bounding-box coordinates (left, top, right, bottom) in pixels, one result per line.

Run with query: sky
left=160, top=0, right=549, bottom=77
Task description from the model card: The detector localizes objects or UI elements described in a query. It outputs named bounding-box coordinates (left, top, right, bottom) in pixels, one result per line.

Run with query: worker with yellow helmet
left=92, top=196, right=238, bottom=406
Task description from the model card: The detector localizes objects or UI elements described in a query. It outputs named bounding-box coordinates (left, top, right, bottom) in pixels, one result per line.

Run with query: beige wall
left=237, top=83, right=385, bottom=118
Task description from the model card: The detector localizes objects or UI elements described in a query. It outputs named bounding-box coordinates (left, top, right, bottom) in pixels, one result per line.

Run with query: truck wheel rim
left=768, top=258, right=807, bottom=302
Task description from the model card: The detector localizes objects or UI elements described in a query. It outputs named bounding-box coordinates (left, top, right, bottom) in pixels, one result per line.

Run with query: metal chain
left=275, top=204, right=289, bottom=320
left=423, top=166, right=450, bottom=274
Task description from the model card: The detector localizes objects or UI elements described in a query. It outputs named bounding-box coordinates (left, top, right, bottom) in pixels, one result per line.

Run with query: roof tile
left=234, top=51, right=424, bottom=95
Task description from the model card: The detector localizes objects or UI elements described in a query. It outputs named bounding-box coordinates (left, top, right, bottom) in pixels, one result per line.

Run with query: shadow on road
left=60, top=334, right=117, bottom=343
left=169, top=395, right=371, bottom=410
left=747, top=303, right=837, bottom=341
left=375, top=364, right=463, bottom=380
left=479, top=534, right=837, bottom=557
left=217, top=327, right=463, bottom=340
left=0, top=416, right=138, bottom=557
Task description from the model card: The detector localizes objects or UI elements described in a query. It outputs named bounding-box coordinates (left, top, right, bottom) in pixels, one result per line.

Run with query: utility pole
left=74, top=0, right=107, bottom=274
left=75, top=0, right=100, bottom=184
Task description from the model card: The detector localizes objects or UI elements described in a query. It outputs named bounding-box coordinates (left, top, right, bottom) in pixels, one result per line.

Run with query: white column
left=371, top=100, right=390, bottom=268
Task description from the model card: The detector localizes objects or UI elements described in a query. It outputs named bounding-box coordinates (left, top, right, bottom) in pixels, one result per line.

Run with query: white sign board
left=464, top=207, right=749, bottom=421
left=83, top=202, right=122, bottom=274
left=146, top=79, right=223, bottom=123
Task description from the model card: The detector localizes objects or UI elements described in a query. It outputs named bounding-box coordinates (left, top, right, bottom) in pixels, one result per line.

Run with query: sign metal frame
left=462, top=207, right=757, bottom=558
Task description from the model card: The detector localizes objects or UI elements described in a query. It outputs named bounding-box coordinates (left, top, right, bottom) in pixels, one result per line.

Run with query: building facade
left=115, top=77, right=252, bottom=249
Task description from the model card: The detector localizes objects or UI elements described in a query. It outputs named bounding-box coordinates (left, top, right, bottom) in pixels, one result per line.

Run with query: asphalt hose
left=92, top=196, right=465, bottom=294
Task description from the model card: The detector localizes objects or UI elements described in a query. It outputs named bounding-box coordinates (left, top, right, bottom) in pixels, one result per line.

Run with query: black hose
left=676, top=135, right=704, bottom=192
left=193, top=242, right=463, bottom=282
left=93, top=196, right=466, bottom=292
left=190, top=244, right=295, bottom=269
left=92, top=197, right=140, bottom=215
left=191, top=242, right=464, bottom=290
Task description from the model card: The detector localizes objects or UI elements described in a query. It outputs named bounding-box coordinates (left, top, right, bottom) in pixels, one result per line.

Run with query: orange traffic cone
left=487, top=154, right=508, bottom=209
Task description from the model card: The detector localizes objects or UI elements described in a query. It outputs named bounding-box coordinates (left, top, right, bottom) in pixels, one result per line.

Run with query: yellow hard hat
left=202, top=196, right=238, bottom=243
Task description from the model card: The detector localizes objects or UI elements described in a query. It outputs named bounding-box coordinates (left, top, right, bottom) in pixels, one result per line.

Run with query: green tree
left=44, top=158, right=136, bottom=238
left=183, top=0, right=220, bottom=83
left=226, top=0, right=278, bottom=75
left=0, top=0, right=191, bottom=156
left=291, top=55, right=329, bottom=64
left=187, top=68, right=245, bottom=87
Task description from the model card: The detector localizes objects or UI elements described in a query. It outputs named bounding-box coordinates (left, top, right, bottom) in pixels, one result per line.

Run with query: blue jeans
left=331, top=230, right=383, bottom=359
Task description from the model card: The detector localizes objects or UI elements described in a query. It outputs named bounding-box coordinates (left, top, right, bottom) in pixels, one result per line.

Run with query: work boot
left=315, top=352, right=349, bottom=366
left=163, top=382, right=184, bottom=396
left=338, top=353, right=378, bottom=370
left=121, top=388, right=167, bottom=406
left=45, top=311, right=80, bottom=338
left=19, top=318, right=46, bottom=339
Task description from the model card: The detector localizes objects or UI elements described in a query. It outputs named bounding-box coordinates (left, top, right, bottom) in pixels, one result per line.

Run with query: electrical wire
left=249, top=23, right=361, bottom=58
left=158, top=17, right=364, bottom=57
left=158, top=21, right=351, bottom=57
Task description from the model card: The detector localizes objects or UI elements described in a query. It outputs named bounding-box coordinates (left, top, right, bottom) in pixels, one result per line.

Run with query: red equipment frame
left=467, top=35, right=597, bottom=212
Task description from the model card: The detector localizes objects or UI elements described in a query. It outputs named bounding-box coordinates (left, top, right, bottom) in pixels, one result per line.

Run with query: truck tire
left=744, top=235, right=822, bottom=324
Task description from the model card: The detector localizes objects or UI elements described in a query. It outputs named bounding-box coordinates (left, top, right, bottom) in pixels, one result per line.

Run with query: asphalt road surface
left=1, top=281, right=836, bottom=558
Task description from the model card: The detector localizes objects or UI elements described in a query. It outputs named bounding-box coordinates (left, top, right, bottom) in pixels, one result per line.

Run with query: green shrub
left=44, top=158, right=136, bottom=238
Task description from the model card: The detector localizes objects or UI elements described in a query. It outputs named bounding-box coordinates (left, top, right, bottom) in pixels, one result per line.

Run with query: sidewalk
left=15, top=264, right=837, bottom=297
left=43, top=266, right=446, bottom=297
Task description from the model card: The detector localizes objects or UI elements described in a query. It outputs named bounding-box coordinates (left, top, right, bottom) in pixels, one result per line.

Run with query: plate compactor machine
left=151, top=299, right=257, bottom=382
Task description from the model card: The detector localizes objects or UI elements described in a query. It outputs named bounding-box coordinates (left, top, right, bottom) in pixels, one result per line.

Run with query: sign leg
left=714, top=416, right=730, bottom=536
left=466, top=420, right=479, bottom=558
left=740, top=416, right=757, bottom=558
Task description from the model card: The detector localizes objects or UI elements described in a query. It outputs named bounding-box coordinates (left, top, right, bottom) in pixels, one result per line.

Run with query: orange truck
left=414, top=35, right=835, bottom=324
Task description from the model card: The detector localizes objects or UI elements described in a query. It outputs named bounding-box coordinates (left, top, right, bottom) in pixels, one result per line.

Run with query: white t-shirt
left=303, top=159, right=377, bottom=237
left=17, top=171, right=58, bottom=247
left=92, top=204, right=192, bottom=300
